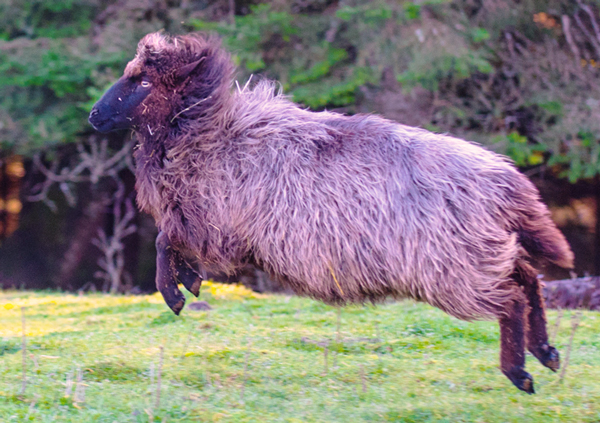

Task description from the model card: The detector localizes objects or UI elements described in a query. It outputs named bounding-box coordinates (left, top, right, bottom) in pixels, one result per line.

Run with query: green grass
left=0, top=282, right=599, bottom=422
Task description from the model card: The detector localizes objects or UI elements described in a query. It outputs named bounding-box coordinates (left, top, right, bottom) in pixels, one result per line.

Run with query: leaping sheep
left=89, top=32, right=574, bottom=394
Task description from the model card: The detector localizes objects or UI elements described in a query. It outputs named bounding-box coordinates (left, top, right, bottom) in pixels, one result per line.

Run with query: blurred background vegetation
left=0, top=0, right=599, bottom=293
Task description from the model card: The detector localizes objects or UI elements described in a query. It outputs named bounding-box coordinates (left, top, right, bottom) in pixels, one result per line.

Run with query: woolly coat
left=127, top=33, right=572, bottom=321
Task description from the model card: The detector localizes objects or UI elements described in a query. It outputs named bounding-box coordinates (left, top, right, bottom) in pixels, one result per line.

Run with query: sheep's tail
left=517, top=202, right=574, bottom=269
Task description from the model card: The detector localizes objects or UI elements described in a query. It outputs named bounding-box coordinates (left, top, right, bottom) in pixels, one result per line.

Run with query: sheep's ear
left=175, top=57, right=206, bottom=82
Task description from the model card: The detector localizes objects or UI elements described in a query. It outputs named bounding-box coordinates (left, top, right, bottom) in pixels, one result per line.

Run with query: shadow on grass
left=0, top=339, right=20, bottom=356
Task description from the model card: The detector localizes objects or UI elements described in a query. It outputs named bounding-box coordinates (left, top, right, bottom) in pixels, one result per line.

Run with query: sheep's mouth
left=88, top=109, right=115, bottom=133
left=89, top=109, right=133, bottom=133
left=89, top=117, right=114, bottom=133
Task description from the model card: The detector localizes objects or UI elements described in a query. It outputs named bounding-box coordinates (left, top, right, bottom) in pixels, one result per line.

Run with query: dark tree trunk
left=55, top=193, right=106, bottom=290
left=120, top=169, right=140, bottom=293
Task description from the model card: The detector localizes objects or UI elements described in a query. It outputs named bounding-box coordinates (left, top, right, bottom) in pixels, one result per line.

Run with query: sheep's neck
left=134, top=128, right=166, bottom=162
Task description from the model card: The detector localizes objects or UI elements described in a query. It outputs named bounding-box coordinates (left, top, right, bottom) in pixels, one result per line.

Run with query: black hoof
left=161, top=285, right=186, bottom=315
left=171, top=299, right=185, bottom=316
left=189, top=279, right=202, bottom=297
left=178, top=266, right=202, bottom=297
left=503, top=366, right=535, bottom=394
left=532, top=344, right=560, bottom=372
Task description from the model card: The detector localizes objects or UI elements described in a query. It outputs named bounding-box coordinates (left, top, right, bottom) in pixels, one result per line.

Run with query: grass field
left=0, top=283, right=599, bottom=422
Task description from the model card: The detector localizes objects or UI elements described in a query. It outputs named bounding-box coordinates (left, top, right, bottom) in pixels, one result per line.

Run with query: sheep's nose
left=88, top=108, right=104, bottom=130
left=88, top=108, right=100, bottom=126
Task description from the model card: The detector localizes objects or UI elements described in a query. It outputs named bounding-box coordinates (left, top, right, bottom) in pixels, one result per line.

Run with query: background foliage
left=1, top=0, right=599, bottom=290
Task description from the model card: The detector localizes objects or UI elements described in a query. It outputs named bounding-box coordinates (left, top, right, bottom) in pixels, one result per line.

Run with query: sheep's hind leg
left=499, top=299, right=534, bottom=394
left=515, top=263, right=560, bottom=372
left=155, top=231, right=186, bottom=315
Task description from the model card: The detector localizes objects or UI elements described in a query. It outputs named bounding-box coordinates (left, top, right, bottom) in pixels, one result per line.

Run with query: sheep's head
left=89, top=32, right=232, bottom=134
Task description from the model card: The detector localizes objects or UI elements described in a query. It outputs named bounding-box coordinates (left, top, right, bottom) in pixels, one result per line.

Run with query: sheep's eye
left=140, top=80, right=151, bottom=88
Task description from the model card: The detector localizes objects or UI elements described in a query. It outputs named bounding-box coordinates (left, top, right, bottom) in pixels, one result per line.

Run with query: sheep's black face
left=89, top=75, right=153, bottom=133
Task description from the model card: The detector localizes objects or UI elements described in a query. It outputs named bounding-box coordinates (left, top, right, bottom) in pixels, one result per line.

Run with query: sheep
left=89, top=32, right=574, bottom=394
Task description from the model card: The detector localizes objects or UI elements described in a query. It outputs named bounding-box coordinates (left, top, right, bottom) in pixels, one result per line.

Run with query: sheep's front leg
left=155, top=231, right=203, bottom=315
left=499, top=299, right=534, bottom=394
left=156, top=231, right=186, bottom=314
left=172, top=247, right=203, bottom=298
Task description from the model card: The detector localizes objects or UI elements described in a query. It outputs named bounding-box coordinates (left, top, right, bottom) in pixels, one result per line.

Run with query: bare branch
left=573, top=9, right=600, bottom=59
left=562, top=15, right=582, bottom=64
left=578, top=2, right=600, bottom=45
left=92, top=177, right=137, bottom=294
left=26, top=137, right=134, bottom=211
